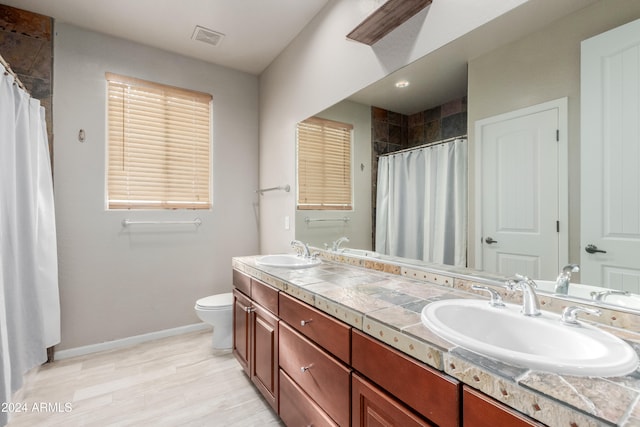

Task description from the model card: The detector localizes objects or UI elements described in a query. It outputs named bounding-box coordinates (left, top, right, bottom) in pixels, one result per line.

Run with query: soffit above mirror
left=346, top=0, right=433, bottom=45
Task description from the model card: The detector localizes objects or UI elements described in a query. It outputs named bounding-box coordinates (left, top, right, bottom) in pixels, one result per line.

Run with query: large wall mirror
left=295, top=0, right=640, bottom=313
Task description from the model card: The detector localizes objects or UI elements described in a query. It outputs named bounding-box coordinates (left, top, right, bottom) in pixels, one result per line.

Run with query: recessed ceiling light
left=395, top=80, right=410, bottom=88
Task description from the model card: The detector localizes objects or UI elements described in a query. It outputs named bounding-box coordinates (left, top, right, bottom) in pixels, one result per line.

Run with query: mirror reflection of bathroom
left=295, top=4, right=640, bottom=311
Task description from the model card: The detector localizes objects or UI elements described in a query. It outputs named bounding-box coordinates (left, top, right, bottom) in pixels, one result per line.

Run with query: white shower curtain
left=376, top=138, right=467, bottom=266
left=0, top=64, right=60, bottom=426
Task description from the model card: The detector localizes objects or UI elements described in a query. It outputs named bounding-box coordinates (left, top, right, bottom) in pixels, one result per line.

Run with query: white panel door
left=581, top=19, right=640, bottom=293
left=477, top=100, right=566, bottom=280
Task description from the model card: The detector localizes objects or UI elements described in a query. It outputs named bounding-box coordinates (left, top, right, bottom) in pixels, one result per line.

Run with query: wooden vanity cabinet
left=279, top=368, right=339, bottom=427
left=352, top=373, right=435, bottom=427
left=234, top=267, right=547, bottom=427
left=232, top=272, right=279, bottom=412
left=251, top=302, right=278, bottom=409
left=278, top=293, right=352, bottom=427
left=352, top=329, right=461, bottom=427
left=232, top=289, right=251, bottom=374
left=462, top=386, right=545, bottom=427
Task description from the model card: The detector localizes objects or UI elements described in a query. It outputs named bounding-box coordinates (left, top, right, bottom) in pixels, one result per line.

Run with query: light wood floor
left=7, top=330, right=284, bottom=426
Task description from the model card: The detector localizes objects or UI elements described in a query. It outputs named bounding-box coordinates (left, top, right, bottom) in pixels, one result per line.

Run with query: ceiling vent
left=192, top=25, right=225, bottom=47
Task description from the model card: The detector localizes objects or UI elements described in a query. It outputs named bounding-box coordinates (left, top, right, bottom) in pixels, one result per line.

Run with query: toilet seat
left=195, top=292, right=233, bottom=310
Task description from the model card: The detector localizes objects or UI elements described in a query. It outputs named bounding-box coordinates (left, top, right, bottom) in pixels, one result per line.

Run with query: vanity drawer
left=251, top=278, right=278, bottom=315
left=352, top=373, right=435, bottom=427
left=279, top=322, right=351, bottom=427
left=279, top=292, right=351, bottom=364
left=279, top=369, right=338, bottom=427
left=232, top=269, right=251, bottom=296
left=463, top=386, right=545, bottom=427
left=352, top=329, right=460, bottom=427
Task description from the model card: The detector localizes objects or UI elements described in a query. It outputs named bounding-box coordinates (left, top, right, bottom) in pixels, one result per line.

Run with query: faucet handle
left=561, top=306, right=601, bottom=325
left=290, top=242, right=303, bottom=256
left=331, top=236, right=349, bottom=251
left=504, top=277, right=520, bottom=291
left=561, top=264, right=580, bottom=274
left=472, top=285, right=505, bottom=307
left=290, top=240, right=310, bottom=258
left=505, top=275, right=536, bottom=290
left=590, top=289, right=630, bottom=301
left=515, top=274, right=536, bottom=286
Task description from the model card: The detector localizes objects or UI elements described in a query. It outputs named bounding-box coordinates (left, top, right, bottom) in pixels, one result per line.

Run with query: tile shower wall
left=370, top=96, right=467, bottom=246
left=0, top=5, right=53, bottom=155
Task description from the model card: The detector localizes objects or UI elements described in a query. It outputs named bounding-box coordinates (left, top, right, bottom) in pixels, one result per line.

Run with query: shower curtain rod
left=378, top=134, right=467, bottom=158
left=0, top=52, right=29, bottom=94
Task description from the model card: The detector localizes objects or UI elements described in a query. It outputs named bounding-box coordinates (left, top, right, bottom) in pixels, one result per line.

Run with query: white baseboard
left=55, top=323, right=211, bottom=360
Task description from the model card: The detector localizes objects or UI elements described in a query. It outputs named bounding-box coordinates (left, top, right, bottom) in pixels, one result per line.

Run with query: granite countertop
left=232, top=254, right=640, bottom=427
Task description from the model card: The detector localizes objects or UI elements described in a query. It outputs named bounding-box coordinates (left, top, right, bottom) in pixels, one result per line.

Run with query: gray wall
left=53, top=24, right=259, bottom=350
left=467, top=0, right=640, bottom=267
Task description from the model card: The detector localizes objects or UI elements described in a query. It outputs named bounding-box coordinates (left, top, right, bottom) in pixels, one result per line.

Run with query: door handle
left=585, top=244, right=607, bottom=254
left=485, top=237, right=498, bottom=244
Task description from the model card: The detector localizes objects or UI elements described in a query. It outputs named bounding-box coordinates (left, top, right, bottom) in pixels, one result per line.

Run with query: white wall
left=258, top=0, right=529, bottom=254
left=295, top=100, right=372, bottom=250
left=53, top=24, right=259, bottom=350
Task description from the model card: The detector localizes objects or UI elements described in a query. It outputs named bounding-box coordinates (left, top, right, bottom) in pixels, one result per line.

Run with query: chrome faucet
left=591, top=289, right=630, bottom=302
left=555, top=264, right=580, bottom=295
left=331, top=236, right=349, bottom=251
left=561, top=306, right=601, bottom=325
left=505, top=275, right=541, bottom=316
left=290, top=240, right=311, bottom=258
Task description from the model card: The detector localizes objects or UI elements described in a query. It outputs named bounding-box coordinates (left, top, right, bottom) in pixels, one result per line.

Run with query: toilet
left=194, top=292, right=234, bottom=349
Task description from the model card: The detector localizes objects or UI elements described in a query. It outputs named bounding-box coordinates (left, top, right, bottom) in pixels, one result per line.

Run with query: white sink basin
left=340, top=248, right=380, bottom=258
left=421, top=299, right=638, bottom=377
left=255, top=254, right=321, bottom=269
left=600, top=293, right=640, bottom=310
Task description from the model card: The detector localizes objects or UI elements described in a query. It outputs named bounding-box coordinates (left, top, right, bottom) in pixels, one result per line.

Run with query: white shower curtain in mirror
left=0, top=64, right=60, bottom=426
left=376, top=138, right=467, bottom=266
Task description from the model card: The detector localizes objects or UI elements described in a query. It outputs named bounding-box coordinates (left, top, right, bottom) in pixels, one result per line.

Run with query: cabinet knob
left=300, top=319, right=313, bottom=326
left=300, top=365, right=312, bottom=373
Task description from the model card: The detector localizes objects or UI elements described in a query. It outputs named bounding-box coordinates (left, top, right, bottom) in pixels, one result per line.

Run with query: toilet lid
left=196, top=292, right=233, bottom=309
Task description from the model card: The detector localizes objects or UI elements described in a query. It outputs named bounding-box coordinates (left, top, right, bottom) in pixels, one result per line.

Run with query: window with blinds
left=106, top=72, right=212, bottom=210
left=296, top=117, right=353, bottom=210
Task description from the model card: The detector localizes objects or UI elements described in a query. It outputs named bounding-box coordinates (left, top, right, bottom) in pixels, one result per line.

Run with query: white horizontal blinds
left=297, top=117, right=353, bottom=210
left=106, top=72, right=212, bottom=209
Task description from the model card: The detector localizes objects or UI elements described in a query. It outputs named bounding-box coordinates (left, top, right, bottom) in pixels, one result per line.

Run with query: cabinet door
left=463, top=386, right=545, bottom=427
left=352, top=330, right=460, bottom=427
left=232, top=289, right=251, bottom=375
left=353, top=373, right=434, bottom=427
left=251, top=303, right=279, bottom=412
